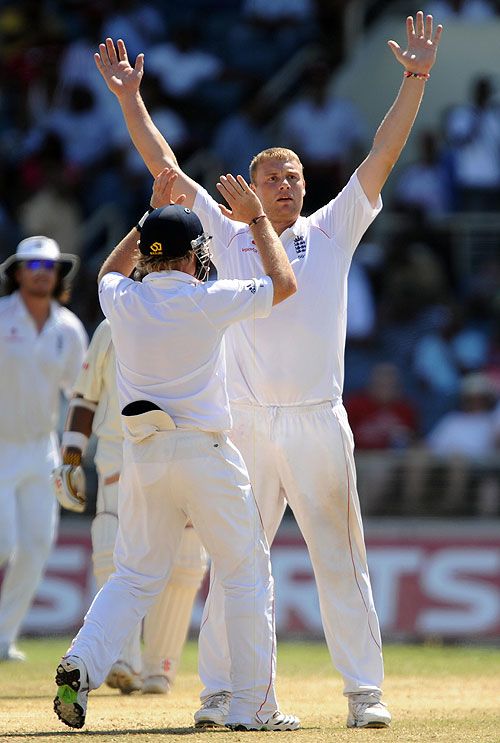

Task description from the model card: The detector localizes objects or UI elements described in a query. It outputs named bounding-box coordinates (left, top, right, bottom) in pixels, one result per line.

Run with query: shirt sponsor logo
left=242, top=246, right=258, bottom=253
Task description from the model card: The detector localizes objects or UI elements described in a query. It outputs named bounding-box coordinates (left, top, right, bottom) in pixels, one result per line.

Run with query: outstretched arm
left=94, top=38, right=199, bottom=207
left=357, top=11, right=443, bottom=206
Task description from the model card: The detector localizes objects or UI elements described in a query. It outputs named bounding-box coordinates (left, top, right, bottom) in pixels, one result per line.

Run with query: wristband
left=63, top=450, right=82, bottom=466
left=61, top=431, right=89, bottom=454
left=403, top=70, right=430, bottom=80
left=249, top=214, right=267, bottom=226
left=136, top=206, right=155, bottom=233
left=68, top=397, right=97, bottom=414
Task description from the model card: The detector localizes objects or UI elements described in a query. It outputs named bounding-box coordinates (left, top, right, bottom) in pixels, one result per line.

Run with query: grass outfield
left=1, top=638, right=499, bottom=742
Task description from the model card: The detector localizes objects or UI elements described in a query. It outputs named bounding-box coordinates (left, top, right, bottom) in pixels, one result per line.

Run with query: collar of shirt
left=141, top=270, right=200, bottom=286
left=13, top=291, right=58, bottom=329
left=279, top=215, right=307, bottom=241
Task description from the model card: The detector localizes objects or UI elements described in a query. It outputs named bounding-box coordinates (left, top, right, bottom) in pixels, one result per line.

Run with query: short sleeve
left=98, top=272, right=134, bottom=320
left=193, top=276, right=274, bottom=330
left=309, top=171, right=382, bottom=261
left=193, top=187, right=246, bottom=271
left=73, top=320, right=112, bottom=402
left=60, top=316, right=89, bottom=398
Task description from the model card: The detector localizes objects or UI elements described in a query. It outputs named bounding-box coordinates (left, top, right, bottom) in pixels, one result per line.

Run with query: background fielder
left=0, top=236, right=87, bottom=662
left=55, top=317, right=207, bottom=694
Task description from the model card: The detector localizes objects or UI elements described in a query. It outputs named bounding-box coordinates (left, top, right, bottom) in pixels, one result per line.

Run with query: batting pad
left=142, top=527, right=208, bottom=681
left=91, top=511, right=118, bottom=589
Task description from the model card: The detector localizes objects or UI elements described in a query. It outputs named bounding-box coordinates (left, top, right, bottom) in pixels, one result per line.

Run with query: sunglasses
left=23, top=259, right=57, bottom=271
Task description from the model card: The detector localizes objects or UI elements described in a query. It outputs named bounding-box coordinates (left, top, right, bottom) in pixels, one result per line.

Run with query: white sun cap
left=0, top=236, right=79, bottom=280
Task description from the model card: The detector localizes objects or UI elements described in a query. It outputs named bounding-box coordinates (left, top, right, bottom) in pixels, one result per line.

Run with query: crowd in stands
left=0, top=0, right=499, bottom=516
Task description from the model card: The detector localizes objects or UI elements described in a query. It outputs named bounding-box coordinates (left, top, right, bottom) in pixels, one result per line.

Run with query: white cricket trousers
left=67, top=428, right=279, bottom=725
left=199, top=402, right=384, bottom=697
left=0, top=435, right=59, bottom=646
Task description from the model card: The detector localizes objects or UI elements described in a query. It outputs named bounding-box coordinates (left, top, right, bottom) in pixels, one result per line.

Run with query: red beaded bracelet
left=404, top=70, right=430, bottom=80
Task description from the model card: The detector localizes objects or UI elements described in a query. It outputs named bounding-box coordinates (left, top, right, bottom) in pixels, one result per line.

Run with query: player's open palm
left=94, top=38, right=144, bottom=98
left=151, top=168, right=186, bottom=208
left=388, top=11, right=443, bottom=75
left=216, top=174, right=264, bottom=224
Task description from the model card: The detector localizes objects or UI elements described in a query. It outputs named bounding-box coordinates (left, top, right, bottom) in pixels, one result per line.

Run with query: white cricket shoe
left=106, top=660, right=143, bottom=694
left=347, top=692, right=392, bottom=728
left=194, top=691, right=231, bottom=728
left=226, top=711, right=301, bottom=731
left=53, top=655, right=89, bottom=729
left=0, top=642, right=26, bottom=662
left=142, top=674, right=170, bottom=694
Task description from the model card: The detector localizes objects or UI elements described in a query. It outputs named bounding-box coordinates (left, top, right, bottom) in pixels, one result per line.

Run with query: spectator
left=25, top=84, right=114, bottom=172
left=392, top=129, right=453, bottom=218
left=23, top=82, right=126, bottom=216
left=242, top=0, right=314, bottom=24
left=280, top=59, right=366, bottom=211
left=427, top=372, right=498, bottom=457
left=443, top=76, right=500, bottom=211
left=464, top=255, right=500, bottom=321
left=379, top=240, right=450, bottom=368
left=413, top=302, right=489, bottom=401
left=18, top=132, right=82, bottom=257
left=346, top=362, right=419, bottom=451
left=100, top=0, right=167, bottom=60
left=147, top=23, right=224, bottom=102
left=345, top=362, right=419, bottom=515
left=426, top=0, right=497, bottom=20
left=146, top=21, right=244, bottom=128
left=211, top=90, right=273, bottom=177
left=484, top=317, right=500, bottom=393
left=426, top=372, right=500, bottom=514
left=346, top=253, right=377, bottom=343
left=225, top=0, right=317, bottom=79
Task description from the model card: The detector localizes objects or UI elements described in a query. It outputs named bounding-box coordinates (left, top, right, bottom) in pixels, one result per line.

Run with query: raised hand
left=216, top=174, right=264, bottom=224
left=388, top=11, right=443, bottom=75
left=151, top=168, right=186, bottom=209
left=94, top=38, right=144, bottom=98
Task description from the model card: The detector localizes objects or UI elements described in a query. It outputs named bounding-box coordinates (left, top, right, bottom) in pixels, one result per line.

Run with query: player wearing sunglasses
left=0, top=236, right=88, bottom=661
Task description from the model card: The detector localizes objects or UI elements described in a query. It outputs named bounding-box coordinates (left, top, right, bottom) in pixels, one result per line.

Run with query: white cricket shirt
left=98, top=270, right=273, bottom=431
left=194, top=171, right=382, bottom=405
left=0, top=292, right=88, bottom=442
left=72, top=319, right=123, bottom=477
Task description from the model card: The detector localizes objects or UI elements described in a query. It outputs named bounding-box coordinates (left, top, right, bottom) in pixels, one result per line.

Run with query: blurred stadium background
left=0, top=0, right=499, bottom=644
